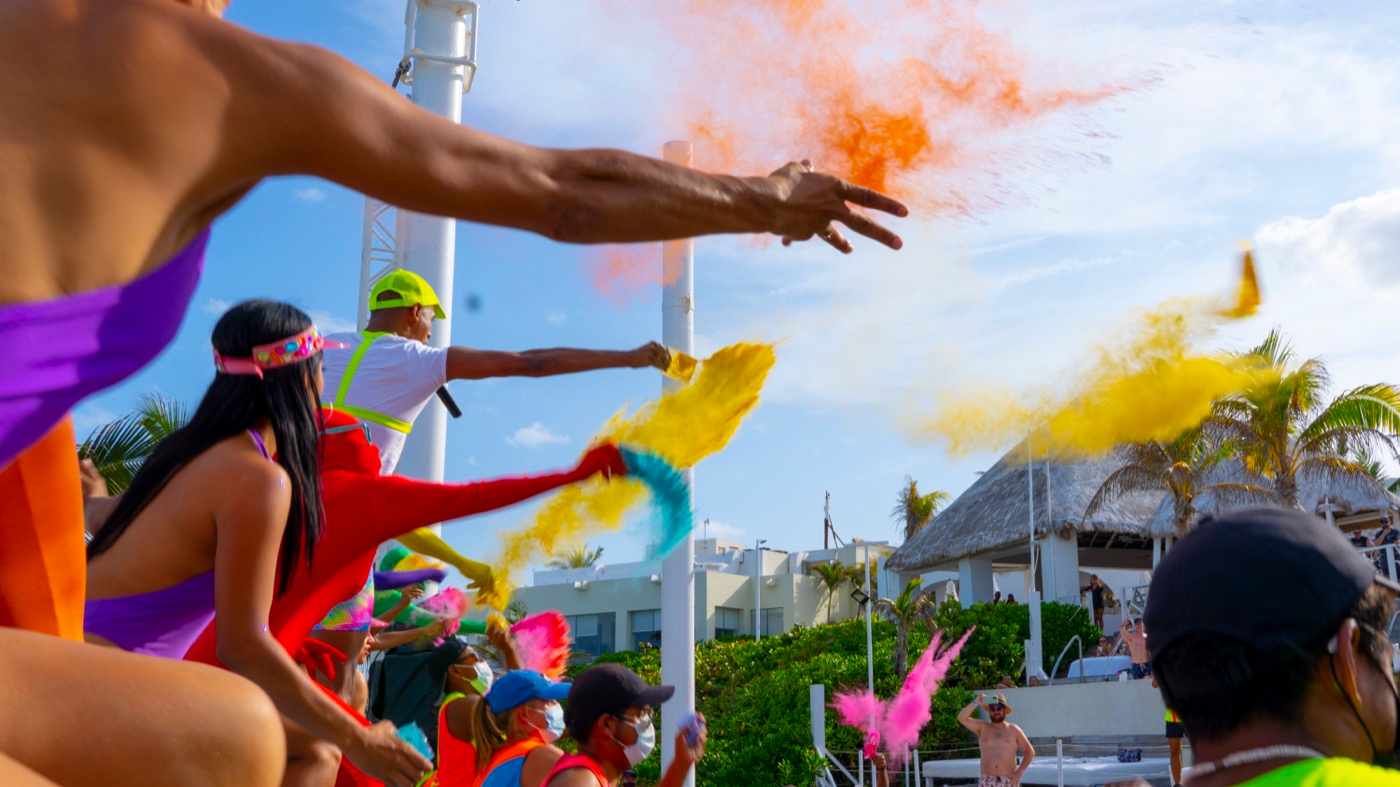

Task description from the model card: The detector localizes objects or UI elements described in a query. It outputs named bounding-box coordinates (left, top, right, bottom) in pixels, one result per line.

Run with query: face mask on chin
left=470, top=661, right=494, bottom=695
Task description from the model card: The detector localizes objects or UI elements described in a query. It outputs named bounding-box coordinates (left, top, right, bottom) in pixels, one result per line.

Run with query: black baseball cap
left=1146, top=507, right=1400, bottom=660
left=564, top=663, right=675, bottom=742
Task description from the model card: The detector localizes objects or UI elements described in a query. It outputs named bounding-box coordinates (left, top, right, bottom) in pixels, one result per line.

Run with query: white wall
left=994, top=680, right=1167, bottom=739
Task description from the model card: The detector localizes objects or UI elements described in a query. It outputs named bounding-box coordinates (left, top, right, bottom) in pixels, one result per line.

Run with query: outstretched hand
left=577, top=443, right=628, bottom=480
left=765, top=160, right=907, bottom=253
left=633, top=341, right=671, bottom=372
left=457, top=557, right=496, bottom=599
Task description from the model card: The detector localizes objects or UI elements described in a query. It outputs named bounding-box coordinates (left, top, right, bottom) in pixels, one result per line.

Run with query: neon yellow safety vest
left=1239, top=758, right=1400, bottom=786
left=328, top=331, right=414, bottom=434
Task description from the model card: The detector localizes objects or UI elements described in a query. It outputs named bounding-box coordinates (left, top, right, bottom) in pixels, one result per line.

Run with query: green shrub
left=570, top=602, right=1096, bottom=785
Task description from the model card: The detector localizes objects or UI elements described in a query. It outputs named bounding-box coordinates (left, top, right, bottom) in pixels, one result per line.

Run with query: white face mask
left=468, top=661, right=493, bottom=695
left=533, top=702, right=566, bottom=743
left=613, top=717, right=656, bottom=766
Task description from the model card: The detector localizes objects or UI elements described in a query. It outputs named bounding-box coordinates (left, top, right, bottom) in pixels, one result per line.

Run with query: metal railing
left=1360, top=543, right=1400, bottom=583
left=1048, top=635, right=1084, bottom=687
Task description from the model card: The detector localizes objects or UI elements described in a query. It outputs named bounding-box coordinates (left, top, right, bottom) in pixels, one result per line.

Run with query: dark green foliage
left=570, top=601, right=1097, bottom=785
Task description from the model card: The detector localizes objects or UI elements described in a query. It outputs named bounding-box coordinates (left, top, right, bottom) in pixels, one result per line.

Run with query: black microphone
left=435, top=386, right=462, bottom=418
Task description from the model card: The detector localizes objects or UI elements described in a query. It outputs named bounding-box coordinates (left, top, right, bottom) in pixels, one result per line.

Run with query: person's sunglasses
left=988, top=704, right=1006, bottom=711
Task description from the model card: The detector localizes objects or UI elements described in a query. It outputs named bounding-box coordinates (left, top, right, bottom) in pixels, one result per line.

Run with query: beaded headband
left=213, top=326, right=345, bottom=379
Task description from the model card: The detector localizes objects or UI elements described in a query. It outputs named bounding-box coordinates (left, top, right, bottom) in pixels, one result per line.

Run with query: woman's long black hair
left=88, top=300, right=325, bottom=594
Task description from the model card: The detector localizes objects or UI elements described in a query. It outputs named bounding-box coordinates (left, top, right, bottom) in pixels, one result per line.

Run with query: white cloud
left=294, top=187, right=327, bottom=204
left=307, top=310, right=358, bottom=335
left=545, top=312, right=568, bottom=326
left=203, top=297, right=232, bottom=315
left=507, top=422, right=570, bottom=448
left=1238, top=190, right=1400, bottom=392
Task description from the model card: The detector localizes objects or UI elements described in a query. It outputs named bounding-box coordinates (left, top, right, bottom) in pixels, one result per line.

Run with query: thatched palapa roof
left=1147, top=461, right=1400, bottom=533
left=887, top=443, right=1169, bottom=573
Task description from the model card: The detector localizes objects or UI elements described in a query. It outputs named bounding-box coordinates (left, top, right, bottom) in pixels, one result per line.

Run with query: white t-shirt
left=322, top=332, right=448, bottom=474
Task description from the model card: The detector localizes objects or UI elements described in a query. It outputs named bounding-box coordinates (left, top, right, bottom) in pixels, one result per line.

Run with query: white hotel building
left=511, top=538, right=897, bottom=659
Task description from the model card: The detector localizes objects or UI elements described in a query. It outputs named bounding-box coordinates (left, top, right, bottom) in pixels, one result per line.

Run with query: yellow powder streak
left=924, top=250, right=1274, bottom=458
left=480, top=343, right=777, bottom=609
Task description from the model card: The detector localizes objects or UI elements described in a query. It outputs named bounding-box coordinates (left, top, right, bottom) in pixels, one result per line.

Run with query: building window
left=760, top=607, right=784, bottom=635
left=714, top=606, right=742, bottom=639
left=567, top=613, right=616, bottom=659
left=630, top=609, right=662, bottom=650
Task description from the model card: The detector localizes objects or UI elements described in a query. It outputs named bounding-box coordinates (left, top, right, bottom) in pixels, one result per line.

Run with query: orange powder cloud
left=590, top=1, right=1134, bottom=295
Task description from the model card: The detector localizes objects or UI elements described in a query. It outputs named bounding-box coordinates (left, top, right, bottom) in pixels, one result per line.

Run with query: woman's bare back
left=85, top=431, right=283, bottom=601
left=0, top=0, right=256, bottom=305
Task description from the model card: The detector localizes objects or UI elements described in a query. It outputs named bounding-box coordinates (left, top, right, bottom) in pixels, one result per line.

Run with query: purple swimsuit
left=84, top=429, right=269, bottom=659
left=0, top=230, right=209, bottom=469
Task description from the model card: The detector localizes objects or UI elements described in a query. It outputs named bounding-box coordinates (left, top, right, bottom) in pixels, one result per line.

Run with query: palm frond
left=1205, top=482, right=1280, bottom=509
left=1296, top=455, right=1389, bottom=496
left=1083, top=462, right=1167, bottom=523
left=138, top=393, right=190, bottom=441
left=1297, top=385, right=1400, bottom=455
left=1248, top=329, right=1292, bottom=370
left=78, top=413, right=157, bottom=494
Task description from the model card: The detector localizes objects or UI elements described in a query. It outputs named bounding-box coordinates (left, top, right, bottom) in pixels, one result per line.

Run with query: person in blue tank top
left=1145, top=508, right=1400, bottom=786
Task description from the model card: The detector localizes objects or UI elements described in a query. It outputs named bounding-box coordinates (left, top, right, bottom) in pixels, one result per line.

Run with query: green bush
left=570, top=601, right=1096, bottom=785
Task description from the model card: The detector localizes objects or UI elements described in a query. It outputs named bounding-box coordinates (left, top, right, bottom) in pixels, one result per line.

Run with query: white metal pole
left=1027, top=438, right=1044, bottom=683
left=754, top=538, right=765, bottom=641
left=1057, top=738, right=1065, bottom=787
left=659, top=140, right=697, bottom=787
left=395, top=0, right=476, bottom=494
left=865, top=550, right=875, bottom=690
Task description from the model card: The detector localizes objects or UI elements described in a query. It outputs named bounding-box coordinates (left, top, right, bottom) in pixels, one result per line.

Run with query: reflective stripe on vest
left=330, top=332, right=413, bottom=434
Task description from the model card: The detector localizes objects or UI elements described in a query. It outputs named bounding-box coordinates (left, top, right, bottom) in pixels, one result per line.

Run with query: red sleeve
left=185, top=447, right=625, bottom=666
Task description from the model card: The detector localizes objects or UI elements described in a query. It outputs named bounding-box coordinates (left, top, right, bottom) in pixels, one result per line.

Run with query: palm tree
left=1207, top=331, right=1400, bottom=508
left=1083, top=428, right=1275, bottom=536
left=546, top=544, right=604, bottom=570
left=891, top=477, right=950, bottom=542
left=811, top=561, right=848, bottom=624
left=78, top=393, right=189, bottom=494
left=875, top=578, right=936, bottom=678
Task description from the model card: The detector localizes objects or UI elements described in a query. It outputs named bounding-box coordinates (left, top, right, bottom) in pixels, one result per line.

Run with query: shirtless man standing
left=957, top=693, right=1035, bottom=787
left=1121, top=617, right=1151, bottom=679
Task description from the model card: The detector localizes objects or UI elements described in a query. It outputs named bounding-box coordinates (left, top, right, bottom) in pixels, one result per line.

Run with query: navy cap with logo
left=1146, top=507, right=1400, bottom=661
left=564, top=663, right=675, bottom=742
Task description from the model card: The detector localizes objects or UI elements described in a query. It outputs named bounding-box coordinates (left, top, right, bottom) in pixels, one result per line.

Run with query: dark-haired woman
left=0, top=0, right=905, bottom=644
left=83, top=301, right=430, bottom=787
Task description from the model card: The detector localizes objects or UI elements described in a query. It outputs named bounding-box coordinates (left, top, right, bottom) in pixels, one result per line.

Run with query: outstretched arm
left=374, top=585, right=423, bottom=627
left=396, top=528, right=495, bottom=597
left=371, top=621, right=444, bottom=652
left=195, top=15, right=907, bottom=251
left=447, top=342, right=668, bottom=381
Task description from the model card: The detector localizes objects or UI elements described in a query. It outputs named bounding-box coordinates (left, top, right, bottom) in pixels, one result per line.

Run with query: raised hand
left=765, top=160, right=907, bottom=253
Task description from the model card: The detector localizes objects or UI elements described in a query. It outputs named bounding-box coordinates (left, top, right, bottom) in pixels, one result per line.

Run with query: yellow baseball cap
left=368, top=269, right=447, bottom=319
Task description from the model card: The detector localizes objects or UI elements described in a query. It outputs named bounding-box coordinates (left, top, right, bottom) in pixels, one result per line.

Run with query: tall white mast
left=359, top=0, right=481, bottom=496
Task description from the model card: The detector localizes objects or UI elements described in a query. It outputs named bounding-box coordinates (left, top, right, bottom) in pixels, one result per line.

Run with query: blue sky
left=80, top=2, right=1400, bottom=578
